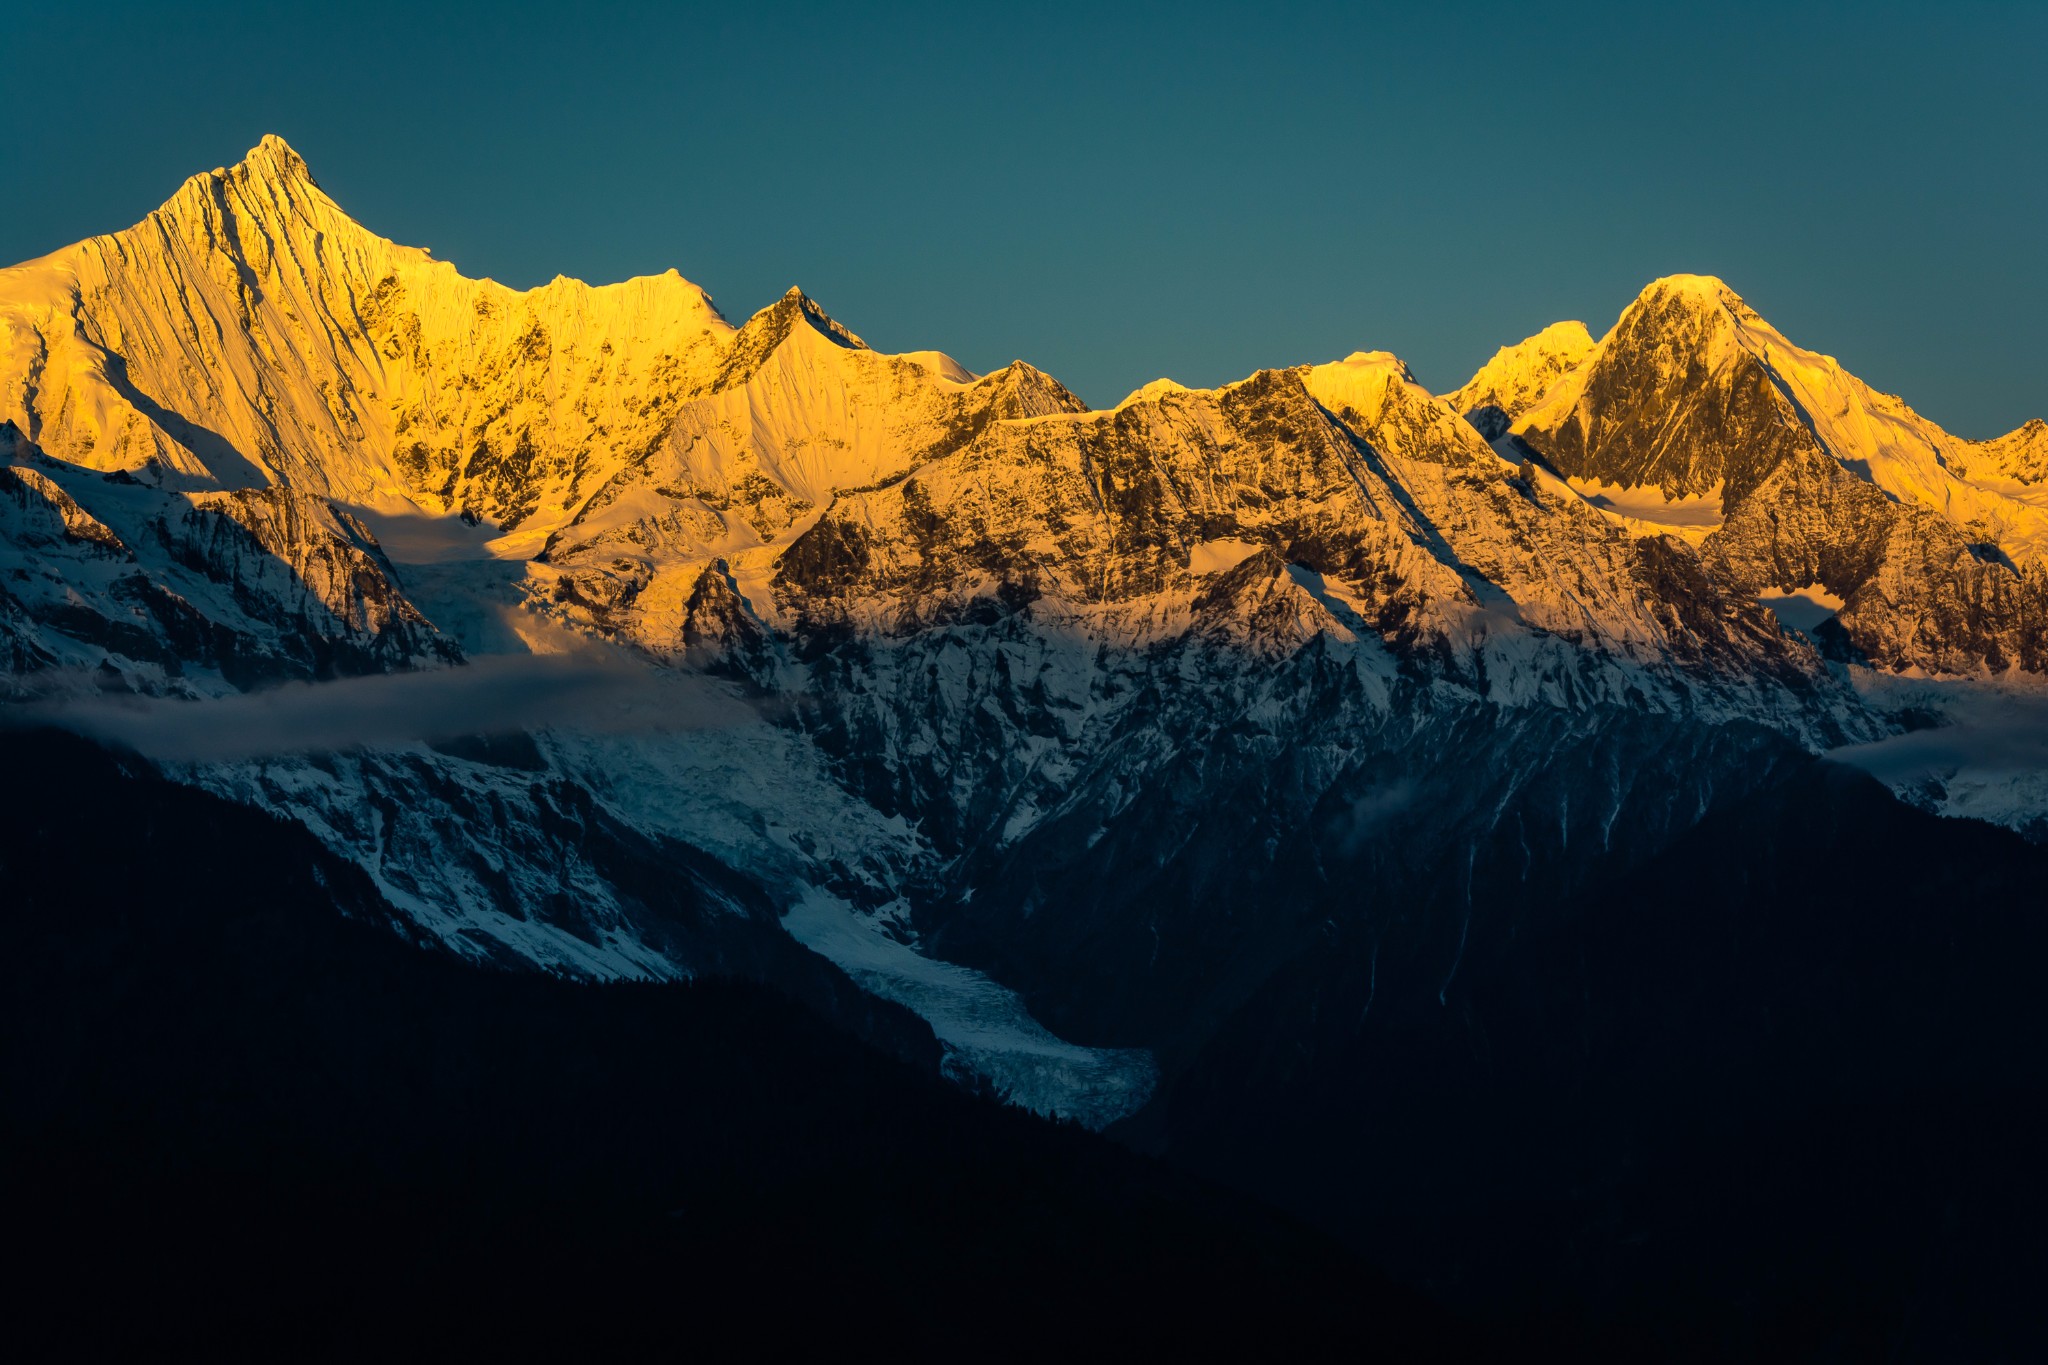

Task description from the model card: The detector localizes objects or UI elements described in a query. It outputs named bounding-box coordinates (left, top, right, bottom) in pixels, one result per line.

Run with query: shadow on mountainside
left=2, top=424, right=454, bottom=687
left=89, top=352, right=274, bottom=491
left=0, top=729, right=1470, bottom=1359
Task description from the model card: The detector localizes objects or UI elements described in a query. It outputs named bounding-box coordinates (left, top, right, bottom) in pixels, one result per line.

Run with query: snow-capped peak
left=761, top=286, right=868, bottom=350
left=1514, top=272, right=2048, bottom=566
left=157, top=134, right=318, bottom=202
left=1616, top=274, right=1751, bottom=346
left=1640, top=271, right=1740, bottom=306
left=0, top=136, right=741, bottom=539
left=155, top=133, right=327, bottom=236
left=1116, top=377, right=1190, bottom=409
left=1301, top=350, right=1424, bottom=419
left=1442, top=320, right=1595, bottom=419
left=240, top=133, right=314, bottom=186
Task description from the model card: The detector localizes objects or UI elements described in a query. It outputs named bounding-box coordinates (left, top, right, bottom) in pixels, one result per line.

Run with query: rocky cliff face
left=1508, top=274, right=2048, bottom=677
left=1513, top=277, right=1826, bottom=504
left=1, top=421, right=453, bottom=689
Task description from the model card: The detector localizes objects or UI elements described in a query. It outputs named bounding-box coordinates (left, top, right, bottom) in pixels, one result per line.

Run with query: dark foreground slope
left=0, top=731, right=1455, bottom=1359
left=1154, top=758, right=2048, bottom=1359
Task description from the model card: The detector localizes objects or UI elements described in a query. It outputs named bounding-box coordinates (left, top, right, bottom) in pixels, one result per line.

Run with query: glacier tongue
left=782, top=890, right=1157, bottom=1129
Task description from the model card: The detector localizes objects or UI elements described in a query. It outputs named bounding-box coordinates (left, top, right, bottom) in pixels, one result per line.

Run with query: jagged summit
left=1510, top=272, right=2045, bottom=537
left=0, top=139, right=738, bottom=536
left=152, top=134, right=328, bottom=235
left=10, top=147, right=2048, bottom=1156
left=7, top=142, right=2045, bottom=685
left=745, top=286, right=869, bottom=352
left=700, top=286, right=878, bottom=401
left=175, top=134, right=316, bottom=196
left=14, top=135, right=2048, bottom=1249
left=0, top=142, right=1023, bottom=549
left=1515, top=274, right=1855, bottom=502
left=1499, top=272, right=2048, bottom=674
left=236, top=133, right=313, bottom=185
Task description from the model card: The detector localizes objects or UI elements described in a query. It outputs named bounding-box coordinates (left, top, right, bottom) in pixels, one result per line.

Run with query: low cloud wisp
left=1829, top=692, right=2048, bottom=783
left=8, top=653, right=759, bottom=764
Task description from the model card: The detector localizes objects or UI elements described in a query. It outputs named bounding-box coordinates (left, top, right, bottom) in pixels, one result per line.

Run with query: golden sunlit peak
left=231, top=133, right=313, bottom=185
left=1311, top=350, right=1420, bottom=389
left=1115, top=376, right=1189, bottom=408
left=1647, top=271, right=1731, bottom=292
left=1637, top=272, right=1746, bottom=310
left=1334, top=349, right=1412, bottom=371
left=147, top=134, right=325, bottom=233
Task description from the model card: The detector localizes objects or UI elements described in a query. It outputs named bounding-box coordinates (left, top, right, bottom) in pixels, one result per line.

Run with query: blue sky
left=7, top=1, right=2041, bottom=435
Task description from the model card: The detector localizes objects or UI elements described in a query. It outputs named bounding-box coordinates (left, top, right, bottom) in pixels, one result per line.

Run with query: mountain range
left=5, top=137, right=2044, bottom=1354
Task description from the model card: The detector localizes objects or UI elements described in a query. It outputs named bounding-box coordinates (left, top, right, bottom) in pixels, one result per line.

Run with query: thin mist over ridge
left=3, top=652, right=760, bottom=763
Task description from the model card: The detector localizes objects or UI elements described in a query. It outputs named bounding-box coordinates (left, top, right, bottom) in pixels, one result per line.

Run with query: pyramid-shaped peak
left=765, top=286, right=867, bottom=350
left=985, top=360, right=1090, bottom=418
left=156, top=134, right=324, bottom=225
left=1605, top=274, right=1774, bottom=351
left=707, top=286, right=868, bottom=392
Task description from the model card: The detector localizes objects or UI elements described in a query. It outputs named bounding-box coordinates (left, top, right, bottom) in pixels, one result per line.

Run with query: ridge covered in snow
left=1965, top=418, right=2048, bottom=486
left=0, top=137, right=983, bottom=560
left=7, top=139, right=2048, bottom=1127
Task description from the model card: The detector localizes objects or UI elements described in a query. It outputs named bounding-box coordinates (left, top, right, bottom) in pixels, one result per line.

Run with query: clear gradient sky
left=6, top=1, right=2041, bottom=436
